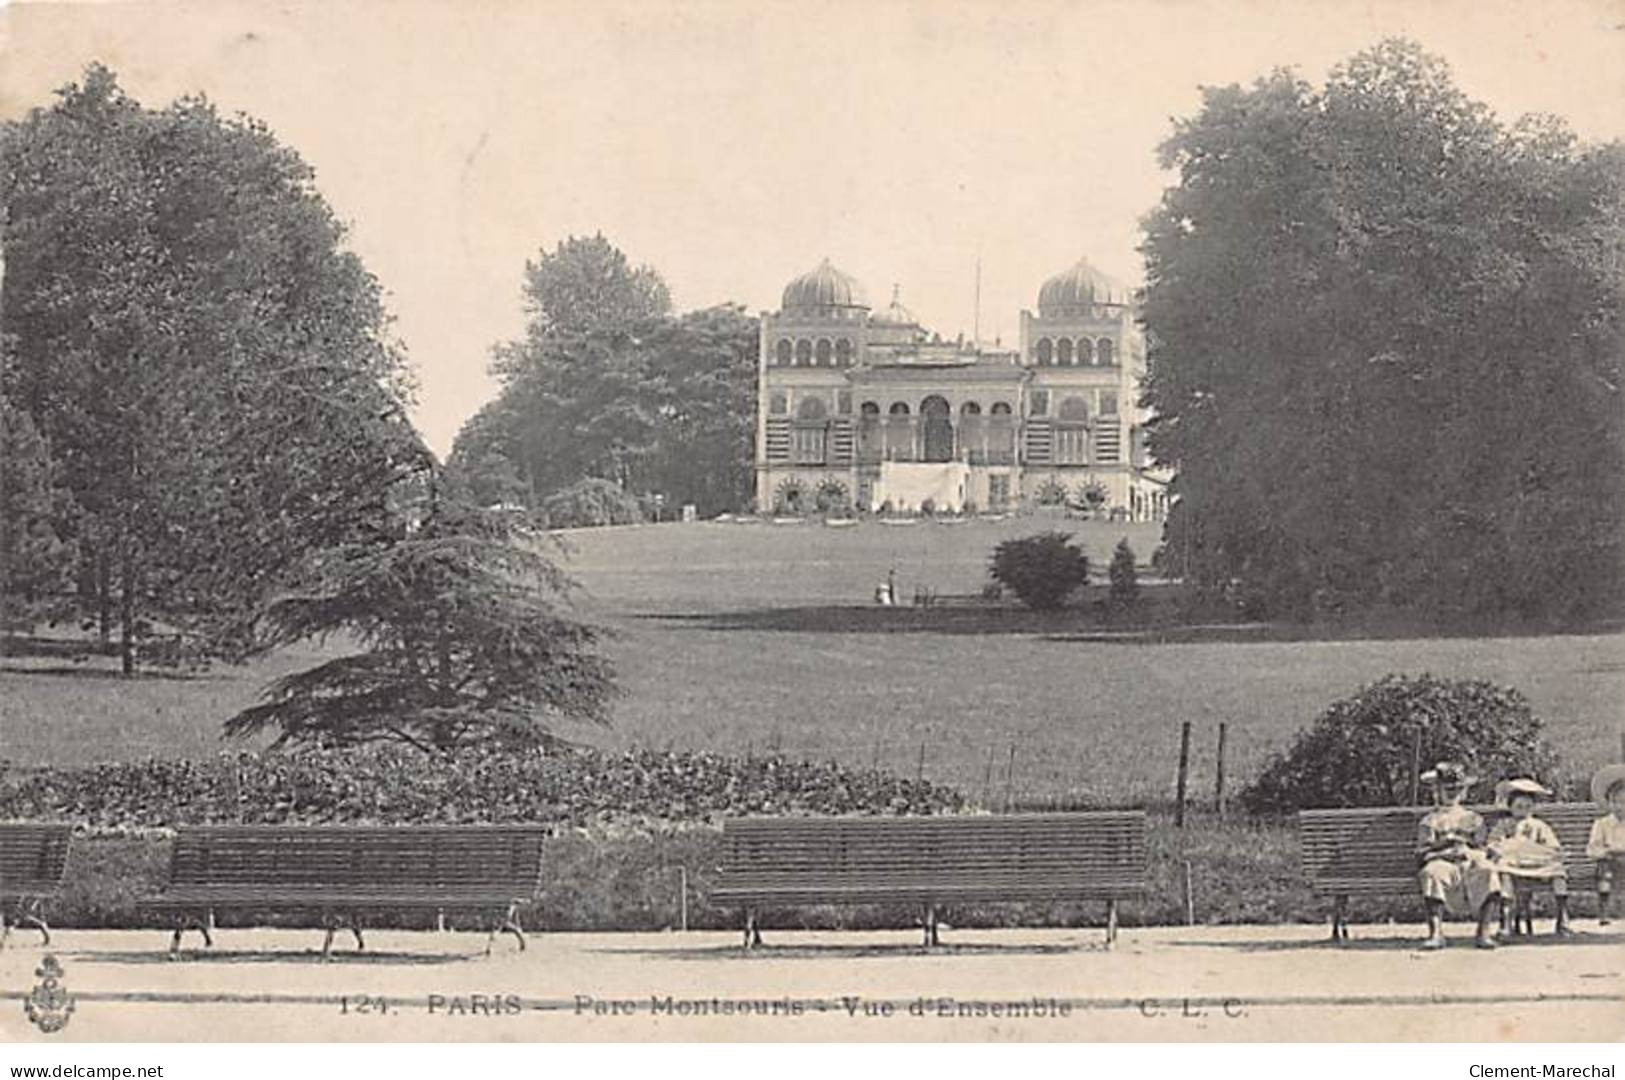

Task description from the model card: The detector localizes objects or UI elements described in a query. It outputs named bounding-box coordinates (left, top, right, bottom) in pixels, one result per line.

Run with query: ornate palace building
left=754, top=257, right=1170, bottom=519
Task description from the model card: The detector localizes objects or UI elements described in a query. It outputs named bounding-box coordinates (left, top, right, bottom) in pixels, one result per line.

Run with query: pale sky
left=2, top=0, right=1621, bottom=455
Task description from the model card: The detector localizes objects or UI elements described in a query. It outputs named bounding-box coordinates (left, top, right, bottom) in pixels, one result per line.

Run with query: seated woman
left=1487, top=777, right=1571, bottom=937
left=1416, top=761, right=1502, bottom=950
left=1588, top=764, right=1625, bottom=926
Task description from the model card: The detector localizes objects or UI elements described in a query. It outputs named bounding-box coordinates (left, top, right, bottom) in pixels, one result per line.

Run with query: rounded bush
left=1241, top=674, right=1560, bottom=814
left=988, top=531, right=1089, bottom=610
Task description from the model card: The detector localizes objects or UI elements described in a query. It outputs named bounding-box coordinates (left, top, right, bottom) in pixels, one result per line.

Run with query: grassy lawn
left=5, top=515, right=1621, bottom=808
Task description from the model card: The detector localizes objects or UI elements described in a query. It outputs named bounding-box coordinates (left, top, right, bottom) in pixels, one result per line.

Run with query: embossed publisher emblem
left=24, top=954, right=75, bottom=1034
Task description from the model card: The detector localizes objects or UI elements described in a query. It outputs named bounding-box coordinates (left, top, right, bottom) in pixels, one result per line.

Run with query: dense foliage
left=0, top=394, right=77, bottom=643
left=988, top=532, right=1090, bottom=610
left=540, top=477, right=645, bottom=528
left=0, top=744, right=965, bottom=830
left=226, top=492, right=613, bottom=752
left=0, top=65, right=425, bottom=671
left=1241, top=674, right=1560, bottom=813
left=450, top=236, right=758, bottom=517
left=1141, top=40, right=1625, bottom=622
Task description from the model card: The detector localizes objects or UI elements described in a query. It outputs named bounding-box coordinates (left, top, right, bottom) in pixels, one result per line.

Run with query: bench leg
left=743, top=908, right=761, bottom=949
left=1331, top=895, right=1350, bottom=943
left=922, top=904, right=939, bottom=947
left=17, top=906, right=50, bottom=946
left=0, top=908, right=11, bottom=951
left=320, top=912, right=341, bottom=960
left=351, top=917, right=366, bottom=952
left=500, top=904, right=526, bottom=952
left=1105, top=899, right=1119, bottom=947
left=168, top=913, right=213, bottom=958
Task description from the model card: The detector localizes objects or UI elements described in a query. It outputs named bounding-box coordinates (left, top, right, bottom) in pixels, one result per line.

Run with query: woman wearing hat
left=1416, top=761, right=1502, bottom=950
left=1586, top=764, right=1625, bottom=925
left=1487, top=777, right=1571, bottom=936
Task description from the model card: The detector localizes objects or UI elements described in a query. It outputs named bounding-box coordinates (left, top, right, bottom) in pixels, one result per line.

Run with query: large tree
left=226, top=484, right=615, bottom=752
left=0, top=66, right=426, bottom=671
left=453, top=237, right=758, bottom=517
left=1141, top=40, right=1625, bottom=621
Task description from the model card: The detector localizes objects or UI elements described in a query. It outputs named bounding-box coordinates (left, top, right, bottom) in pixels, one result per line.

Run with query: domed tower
left=868, top=284, right=925, bottom=346
left=780, top=258, right=870, bottom=320
left=756, top=260, right=871, bottom=514
left=1018, top=256, right=1150, bottom=512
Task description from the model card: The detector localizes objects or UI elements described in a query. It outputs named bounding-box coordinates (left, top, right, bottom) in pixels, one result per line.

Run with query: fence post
left=1003, top=742, right=1017, bottom=813
left=917, top=740, right=926, bottom=783
left=1183, top=859, right=1196, bottom=926
left=1175, top=721, right=1192, bottom=828
left=1215, top=722, right=1228, bottom=820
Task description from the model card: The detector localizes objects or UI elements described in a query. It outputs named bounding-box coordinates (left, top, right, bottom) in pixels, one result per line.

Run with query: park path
left=2, top=924, right=1620, bottom=1042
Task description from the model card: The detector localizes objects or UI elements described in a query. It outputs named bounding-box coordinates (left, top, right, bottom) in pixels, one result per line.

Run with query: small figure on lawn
left=1416, top=761, right=1503, bottom=950
left=1487, top=777, right=1572, bottom=937
left=1585, top=764, right=1625, bottom=926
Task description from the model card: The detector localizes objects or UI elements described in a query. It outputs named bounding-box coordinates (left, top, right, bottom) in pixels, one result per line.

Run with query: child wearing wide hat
left=1416, top=761, right=1502, bottom=949
left=1587, top=764, right=1625, bottom=925
left=1487, top=777, right=1571, bottom=936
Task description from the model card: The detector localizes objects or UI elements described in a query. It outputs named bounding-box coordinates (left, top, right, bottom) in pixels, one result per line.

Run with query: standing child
left=1587, top=764, right=1625, bottom=925
left=1416, top=762, right=1502, bottom=950
left=1487, top=777, right=1571, bottom=936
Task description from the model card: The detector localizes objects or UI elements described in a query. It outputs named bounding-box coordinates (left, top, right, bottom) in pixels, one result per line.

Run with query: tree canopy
left=0, top=65, right=427, bottom=669
left=1140, top=39, right=1624, bottom=621
left=451, top=235, right=757, bottom=517
left=226, top=487, right=615, bottom=752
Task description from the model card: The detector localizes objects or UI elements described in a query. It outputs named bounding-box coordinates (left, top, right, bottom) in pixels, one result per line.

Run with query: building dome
left=1037, top=257, right=1129, bottom=316
left=871, top=284, right=918, bottom=327
left=782, top=258, right=869, bottom=314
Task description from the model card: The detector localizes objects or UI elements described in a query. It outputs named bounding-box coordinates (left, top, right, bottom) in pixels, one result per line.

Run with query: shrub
left=814, top=478, right=850, bottom=514
left=1033, top=478, right=1068, bottom=506
left=0, top=744, right=966, bottom=830
left=1241, top=674, right=1560, bottom=814
left=1076, top=481, right=1109, bottom=509
left=541, top=478, right=644, bottom=528
left=988, top=531, right=1089, bottom=610
left=919, top=497, right=937, bottom=517
left=1108, top=538, right=1140, bottom=608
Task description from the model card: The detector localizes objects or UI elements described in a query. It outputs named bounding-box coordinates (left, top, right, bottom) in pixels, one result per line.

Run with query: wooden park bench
left=143, top=825, right=547, bottom=958
left=712, top=811, right=1147, bottom=948
left=1300, top=803, right=1599, bottom=940
left=0, top=823, right=73, bottom=949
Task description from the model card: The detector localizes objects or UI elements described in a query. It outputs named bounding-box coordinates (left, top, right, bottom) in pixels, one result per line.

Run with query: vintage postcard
left=0, top=0, right=1622, bottom=1056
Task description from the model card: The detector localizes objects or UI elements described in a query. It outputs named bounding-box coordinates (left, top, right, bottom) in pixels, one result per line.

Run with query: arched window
left=797, top=396, right=828, bottom=421
left=1097, top=338, right=1115, bottom=366
left=815, top=338, right=833, bottom=366
left=1058, top=395, right=1090, bottom=421
left=959, top=401, right=982, bottom=415
left=860, top=401, right=881, bottom=416
left=1056, top=338, right=1073, bottom=366
left=1035, top=338, right=1053, bottom=366
left=1076, top=337, right=1094, bottom=365
left=889, top=402, right=911, bottom=415
left=835, top=338, right=853, bottom=366
left=989, top=401, right=1012, bottom=415
left=775, top=339, right=793, bottom=366
left=795, top=339, right=813, bottom=365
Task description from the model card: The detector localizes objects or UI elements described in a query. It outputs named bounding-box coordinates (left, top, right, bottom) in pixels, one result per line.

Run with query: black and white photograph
left=0, top=0, right=1621, bottom=1065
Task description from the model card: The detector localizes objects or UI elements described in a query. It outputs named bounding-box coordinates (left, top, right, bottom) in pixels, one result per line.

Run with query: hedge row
left=0, top=744, right=964, bottom=830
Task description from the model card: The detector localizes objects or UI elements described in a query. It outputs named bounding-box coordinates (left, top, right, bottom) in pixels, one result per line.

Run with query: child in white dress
left=1487, top=777, right=1570, bottom=936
